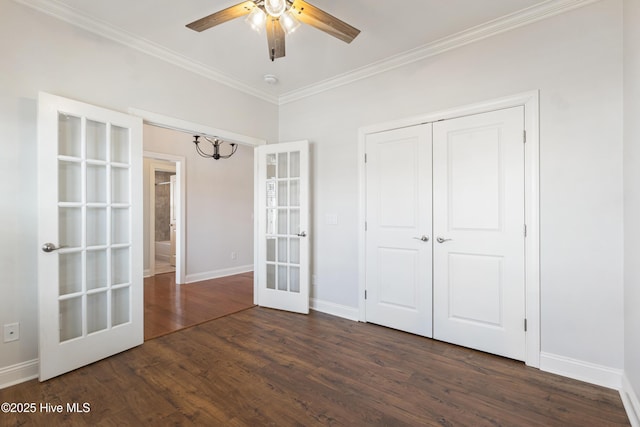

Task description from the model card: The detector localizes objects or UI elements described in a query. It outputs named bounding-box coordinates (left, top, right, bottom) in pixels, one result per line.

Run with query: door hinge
left=365, top=290, right=367, bottom=300
left=524, top=224, right=527, bottom=237
left=524, top=318, right=528, bottom=332
left=523, top=130, right=527, bottom=143
left=365, top=153, right=368, bottom=163
left=365, top=221, right=368, bottom=231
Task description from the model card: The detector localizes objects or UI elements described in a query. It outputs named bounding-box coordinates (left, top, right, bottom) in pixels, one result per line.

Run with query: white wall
left=623, top=0, right=640, bottom=420
left=0, top=0, right=277, bottom=379
left=279, top=0, right=624, bottom=371
left=142, top=126, right=254, bottom=281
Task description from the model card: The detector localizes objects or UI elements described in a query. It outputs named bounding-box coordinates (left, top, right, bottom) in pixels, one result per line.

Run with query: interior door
left=256, top=141, right=309, bottom=314
left=38, top=92, right=143, bottom=381
left=365, top=125, right=433, bottom=337
left=432, top=106, right=525, bottom=360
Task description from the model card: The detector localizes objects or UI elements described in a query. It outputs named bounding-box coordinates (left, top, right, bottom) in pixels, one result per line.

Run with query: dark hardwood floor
left=0, top=307, right=629, bottom=426
left=144, top=271, right=255, bottom=340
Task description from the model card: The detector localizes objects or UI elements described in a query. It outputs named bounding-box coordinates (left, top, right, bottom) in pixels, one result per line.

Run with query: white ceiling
left=16, top=0, right=592, bottom=103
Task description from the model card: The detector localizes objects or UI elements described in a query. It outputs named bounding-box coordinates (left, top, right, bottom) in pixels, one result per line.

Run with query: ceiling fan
left=186, top=0, right=360, bottom=62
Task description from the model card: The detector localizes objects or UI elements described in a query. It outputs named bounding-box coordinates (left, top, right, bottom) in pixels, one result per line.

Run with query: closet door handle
left=413, top=235, right=429, bottom=242
left=436, top=237, right=452, bottom=244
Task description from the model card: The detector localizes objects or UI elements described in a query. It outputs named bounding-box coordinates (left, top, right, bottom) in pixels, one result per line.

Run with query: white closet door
left=433, top=106, right=526, bottom=360
left=365, top=125, right=433, bottom=337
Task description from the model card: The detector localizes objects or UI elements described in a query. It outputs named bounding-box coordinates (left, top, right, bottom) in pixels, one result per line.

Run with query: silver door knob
left=436, top=237, right=452, bottom=243
left=41, top=243, right=60, bottom=253
left=297, top=231, right=307, bottom=237
left=413, top=235, right=429, bottom=242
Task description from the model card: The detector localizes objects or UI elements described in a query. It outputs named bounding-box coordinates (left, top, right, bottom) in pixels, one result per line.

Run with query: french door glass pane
left=278, top=238, right=287, bottom=263
left=290, top=267, right=300, bottom=293
left=290, top=209, right=300, bottom=235
left=290, top=151, right=300, bottom=178
left=267, top=264, right=276, bottom=289
left=58, top=113, right=81, bottom=158
left=86, top=165, right=107, bottom=203
left=266, top=154, right=277, bottom=179
left=277, top=265, right=288, bottom=291
left=267, top=238, right=276, bottom=262
left=267, top=209, right=276, bottom=235
left=290, top=238, right=300, bottom=265
left=278, top=153, right=288, bottom=178
left=86, top=120, right=107, bottom=161
left=59, top=207, right=82, bottom=248
left=59, top=297, right=82, bottom=342
left=277, top=209, right=288, bottom=234
left=59, top=161, right=81, bottom=203
left=86, top=207, right=107, bottom=247
left=59, top=252, right=82, bottom=296
left=278, top=181, right=288, bottom=206
left=112, top=247, right=130, bottom=285
left=112, top=287, right=130, bottom=326
left=290, top=180, right=300, bottom=207
left=112, top=167, right=130, bottom=203
left=111, top=126, right=130, bottom=164
left=111, top=208, right=129, bottom=244
left=86, top=249, right=107, bottom=290
left=87, top=292, right=108, bottom=334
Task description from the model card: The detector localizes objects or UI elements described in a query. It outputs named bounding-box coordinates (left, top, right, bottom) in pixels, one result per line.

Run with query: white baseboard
left=0, top=359, right=38, bottom=389
left=143, top=268, right=152, bottom=278
left=622, top=374, right=640, bottom=427
left=310, top=298, right=359, bottom=321
left=185, top=265, right=253, bottom=284
left=539, top=352, right=623, bottom=390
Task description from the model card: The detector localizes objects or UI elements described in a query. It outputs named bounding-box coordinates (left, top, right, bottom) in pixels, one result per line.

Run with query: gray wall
left=279, top=0, right=624, bottom=372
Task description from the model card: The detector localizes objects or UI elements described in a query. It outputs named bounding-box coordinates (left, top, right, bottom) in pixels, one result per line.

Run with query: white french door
left=364, top=125, right=433, bottom=336
left=38, top=92, right=143, bottom=381
left=256, top=141, right=309, bottom=314
left=433, top=106, right=525, bottom=361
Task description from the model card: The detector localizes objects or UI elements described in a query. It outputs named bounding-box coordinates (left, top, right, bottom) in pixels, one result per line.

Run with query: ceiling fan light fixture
left=264, top=0, right=287, bottom=18
left=245, top=6, right=266, bottom=32
left=280, top=10, right=300, bottom=35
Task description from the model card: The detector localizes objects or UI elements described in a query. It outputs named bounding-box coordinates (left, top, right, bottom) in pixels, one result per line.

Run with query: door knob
left=436, top=237, right=452, bottom=243
left=413, top=235, right=429, bottom=242
left=41, top=243, right=60, bottom=253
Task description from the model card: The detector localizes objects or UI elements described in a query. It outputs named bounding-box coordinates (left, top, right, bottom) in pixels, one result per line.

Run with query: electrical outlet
left=3, top=323, right=19, bottom=343
left=231, top=251, right=237, bottom=260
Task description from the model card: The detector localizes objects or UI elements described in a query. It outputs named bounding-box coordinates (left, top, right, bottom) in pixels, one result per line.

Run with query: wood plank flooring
left=1, top=307, right=629, bottom=426
left=144, top=271, right=254, bottom=340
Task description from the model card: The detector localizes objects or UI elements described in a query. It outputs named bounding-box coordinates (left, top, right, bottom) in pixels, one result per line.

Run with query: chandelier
left=192, top=135, right=238, bottom=160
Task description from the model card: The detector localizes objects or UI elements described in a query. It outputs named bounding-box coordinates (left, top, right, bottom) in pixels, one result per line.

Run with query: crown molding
left=14, top=0, right=599, bottom=106
left=12, top=0, right=279, bottom=105
left=278, top=0, right=600, bottom=105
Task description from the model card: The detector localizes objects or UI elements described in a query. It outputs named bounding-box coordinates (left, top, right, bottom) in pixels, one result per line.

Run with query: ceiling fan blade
left=266, top=18, right=286, bottom=61
left=289, top=0, right=360, bottom=44
left=186, top=1, right=256, bottom=32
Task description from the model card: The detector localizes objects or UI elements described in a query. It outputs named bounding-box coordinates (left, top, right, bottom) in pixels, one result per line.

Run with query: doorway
left=148, top=160, right=177, bottom=276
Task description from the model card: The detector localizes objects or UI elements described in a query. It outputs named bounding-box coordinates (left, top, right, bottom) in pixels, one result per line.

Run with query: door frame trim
left=357, top=90, right=540, bottom=367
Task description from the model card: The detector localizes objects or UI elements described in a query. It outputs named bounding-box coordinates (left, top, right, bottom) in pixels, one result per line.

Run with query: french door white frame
left=357, top=90, right=541, bottom=368
left=128, top=108, right=266, bottom=290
